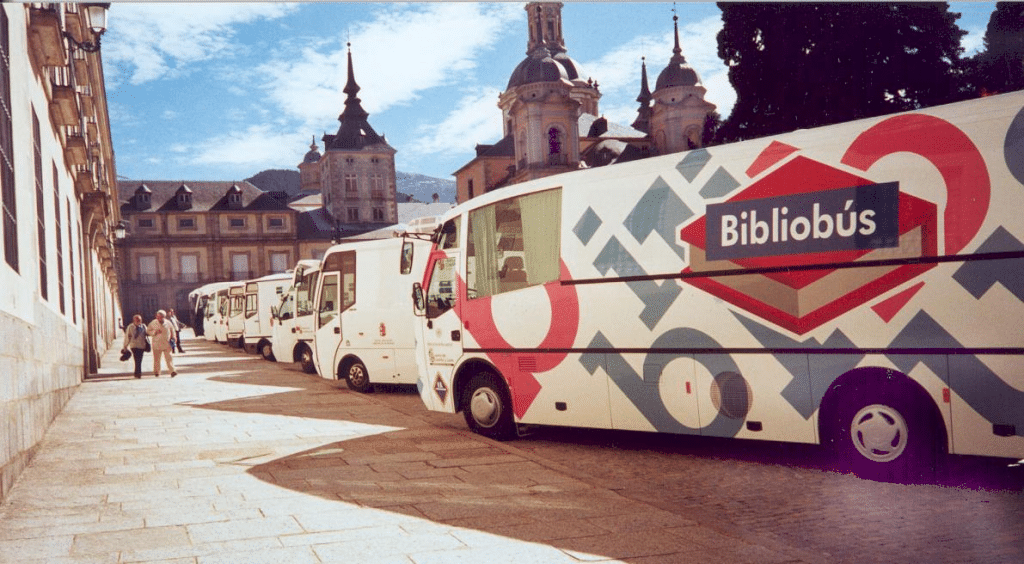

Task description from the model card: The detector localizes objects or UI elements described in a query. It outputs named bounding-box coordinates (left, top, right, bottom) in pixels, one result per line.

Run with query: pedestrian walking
left=121, top=314, right=149, bottom=378
left=147, top=310, right=177, bottom=377
left=168, top=308, right=185, bottom=353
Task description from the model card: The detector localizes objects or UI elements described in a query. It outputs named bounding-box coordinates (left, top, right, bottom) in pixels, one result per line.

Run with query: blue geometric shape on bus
left=593, top=237, right=681, bottom=329
left=676, top=149, right=711, bottom=183
left=573, top=207, right=603, bottom=246
left=699, top=166, right=741, bottom=199
left=581, top=330, right=745, bottom=437
left=888, top=310, right=1024, bottom=436
left=1005, top=105, right=1024, bottom=186
left=624, top=176, right=692, bottom=262
left=952, top=227, right=1024, bottom=301
left=733, top=313, right=864, bottom=419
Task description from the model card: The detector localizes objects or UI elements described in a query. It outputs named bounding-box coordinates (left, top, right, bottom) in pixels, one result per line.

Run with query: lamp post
left=64, top=2, right=110, bottom=53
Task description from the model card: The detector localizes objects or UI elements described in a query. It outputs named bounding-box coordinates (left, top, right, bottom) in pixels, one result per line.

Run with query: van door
left=419, top=219, right=464, bottom=411
left=313, top=272, right=340, bottom=378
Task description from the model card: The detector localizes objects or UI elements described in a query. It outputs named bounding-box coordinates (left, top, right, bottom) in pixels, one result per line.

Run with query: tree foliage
left=965, top=2, right=1024, bottom=96
left=714, top=2, right=966, bottom=143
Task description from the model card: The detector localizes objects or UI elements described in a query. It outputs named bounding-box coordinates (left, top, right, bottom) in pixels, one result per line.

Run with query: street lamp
left=64, top=3, right=110, bottom=53
left=114, top=220, right=128, bottom=240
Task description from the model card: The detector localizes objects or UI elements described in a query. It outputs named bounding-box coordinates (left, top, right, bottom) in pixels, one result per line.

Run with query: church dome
left=552, top=51, right=589, bottom=83
left=507, top=49, right=569, bottom=89
left=302, top=137, right=321, bottom=164
left=655, top=16, right=702, bottom=90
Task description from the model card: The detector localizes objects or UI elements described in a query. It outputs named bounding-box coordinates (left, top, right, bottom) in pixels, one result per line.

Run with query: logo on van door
left=679, top=113, right=990, bottom=334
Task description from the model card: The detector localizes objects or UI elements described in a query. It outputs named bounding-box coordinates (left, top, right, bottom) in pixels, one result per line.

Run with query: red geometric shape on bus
left=746, top=140, right=799, bottom=178
left=871, top=281, right=925, bottom=323
left=679, top=147, right=940, bottom=335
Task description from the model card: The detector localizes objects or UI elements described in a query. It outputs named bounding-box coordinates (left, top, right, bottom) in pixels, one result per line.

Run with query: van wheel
left=345, top=360, right=372, bottom=393
left=829, top=387, right=937, bottom=482
left=259, top=341, right=275, bottom=361
left=299, top=346, right=316, bottom=374
left=462, top=373, right=516, bottom=440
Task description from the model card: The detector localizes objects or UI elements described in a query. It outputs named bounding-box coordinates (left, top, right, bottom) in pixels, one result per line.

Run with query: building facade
left=1, top=3, right=122, bottom=500
left=454, top=2, right=716, bottom=202
left=116, top=180, right=298, bottom=325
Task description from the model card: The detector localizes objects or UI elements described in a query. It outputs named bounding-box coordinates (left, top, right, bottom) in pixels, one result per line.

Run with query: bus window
left=318, top=274, right=339, bottom=327
left=435, top=218, right=460, bottom=250
left=341, top=252, right=356, bottom=311
left=296, top=270, right=317, bottom=317
left=426, top=257, right=456, bottom=318
left=244, top=293, right=257, bottom=318
left=467, top=188, right=561, bottom=299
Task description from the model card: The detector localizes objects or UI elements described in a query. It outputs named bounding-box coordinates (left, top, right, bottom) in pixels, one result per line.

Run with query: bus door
left=419, top=218, right=463, bottom=411
left=313, top=251, right=355, bottom=379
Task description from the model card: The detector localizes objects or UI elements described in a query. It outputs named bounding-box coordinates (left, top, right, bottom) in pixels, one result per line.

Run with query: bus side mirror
left=412, top=282, right=425, bottom=315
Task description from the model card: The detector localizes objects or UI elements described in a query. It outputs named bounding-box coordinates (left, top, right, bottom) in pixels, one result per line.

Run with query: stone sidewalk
left=0, top=335, right=815, bottom=564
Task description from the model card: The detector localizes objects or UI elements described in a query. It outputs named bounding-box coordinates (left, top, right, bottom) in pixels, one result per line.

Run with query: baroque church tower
left=649, top=13, right=716, bottom=154
left=300, top=45, right=397, bottom=227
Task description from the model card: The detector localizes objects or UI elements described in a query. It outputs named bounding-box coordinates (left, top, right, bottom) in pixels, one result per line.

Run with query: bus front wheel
left=462, top=373, right=516, bottom=440
left=298, top=346, right=316, bottom=374
left=345, top=360, right=372, bottom=393
left=259, top=340, right=275, bottom=361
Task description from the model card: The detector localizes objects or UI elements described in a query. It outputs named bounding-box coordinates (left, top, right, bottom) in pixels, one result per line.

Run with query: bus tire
left=299, top=345, right=316, bottom=374
left=462, top=373, right=516, bottom=441
left=829, top=385, right=939, bottom=482
left=259, top=340, right=275, bottom=361
left=345, top=359, right=373, bottom=393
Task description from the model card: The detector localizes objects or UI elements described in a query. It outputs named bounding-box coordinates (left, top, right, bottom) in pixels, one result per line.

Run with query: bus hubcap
left=850, top=404, right=908, bottom=462
left=469, top=388, right=501, bottom=427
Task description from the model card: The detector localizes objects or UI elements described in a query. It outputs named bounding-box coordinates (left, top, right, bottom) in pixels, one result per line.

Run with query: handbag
left=120, top=349, right=131, bottom=362
left=144, top=337, right=151, bottom=352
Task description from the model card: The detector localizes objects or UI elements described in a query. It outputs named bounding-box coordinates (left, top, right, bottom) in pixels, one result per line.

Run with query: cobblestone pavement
left=2, top=335, right=1022, bottom=563
left=1, top=335, right=820, bottom=564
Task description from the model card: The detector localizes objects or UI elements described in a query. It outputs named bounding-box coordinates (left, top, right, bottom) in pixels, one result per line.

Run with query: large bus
left=412, top=92, right=1024, bottom=480
left=243, top=272, right=292, bottom=358
left=272, top=259, right=321, bottom=372
left=313, top=236, right=431, bottom=392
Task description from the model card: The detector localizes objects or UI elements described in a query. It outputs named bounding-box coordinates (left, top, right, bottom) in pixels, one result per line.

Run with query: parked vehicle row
left=188, top=93, right=1024, bottom=481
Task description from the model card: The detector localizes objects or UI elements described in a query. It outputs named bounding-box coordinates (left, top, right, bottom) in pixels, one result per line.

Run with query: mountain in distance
left=246, top=169, right=456, bottom=204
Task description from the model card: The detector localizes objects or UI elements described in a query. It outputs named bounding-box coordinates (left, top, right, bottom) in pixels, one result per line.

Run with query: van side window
left=295, top=270, right=317, bottom=317
left=467, top=188, right=561, bottom=299
left=340, top=252, right=356, bottom=311
left=318, top=274, right=339, bottom=327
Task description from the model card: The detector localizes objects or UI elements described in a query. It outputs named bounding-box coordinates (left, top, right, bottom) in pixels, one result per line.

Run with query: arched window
left=547, top=126, right=565, bottom=165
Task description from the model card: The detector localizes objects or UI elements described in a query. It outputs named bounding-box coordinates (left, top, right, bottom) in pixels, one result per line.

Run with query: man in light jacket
left=147, top=310, right=177, bottom=377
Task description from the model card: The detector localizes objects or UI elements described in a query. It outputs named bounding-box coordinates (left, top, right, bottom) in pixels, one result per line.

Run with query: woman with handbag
left=122, top=314, right=149, bottom=378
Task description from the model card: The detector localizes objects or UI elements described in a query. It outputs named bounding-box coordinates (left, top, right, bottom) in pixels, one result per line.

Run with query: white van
left=312, top=236, right=431, bottom=392
left=210, top=284, right=234, bottom=343
left=272, top=259, right=321, bottom=372
left=243, top=272, right=292, bottom=358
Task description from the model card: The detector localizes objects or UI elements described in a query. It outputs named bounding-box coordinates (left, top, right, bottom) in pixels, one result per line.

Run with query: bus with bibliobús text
left=412, top=92, right=1024, bottom=480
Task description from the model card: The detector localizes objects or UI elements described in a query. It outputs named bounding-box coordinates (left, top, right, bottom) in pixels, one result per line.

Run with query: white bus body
left=225, top=282, right=246, bottom=347
left=313, top=237, right=431, bottom=392
left=191, top=281, right=234, bottom=341
left=272, top=260, right=321, bottom=372
left=243, top=272, right=292, bottom=357
left=210, top=284, right=234, bottom=343
left=413, top=93, right=1024, bottom=479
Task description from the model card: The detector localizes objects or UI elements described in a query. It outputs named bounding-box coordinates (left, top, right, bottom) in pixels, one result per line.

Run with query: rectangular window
left=53, top=163, right=64, bottom=313
left=67, top=199, right=76, bottom=322
left=137, top=218, right=154, bottom=228
left=0, top=10, right=17, bottom=272
left=229, top=217, right=245, bottom=228
left=372, top=208, right=385, bottom=221
left=296, top=269, right=317, bottom=317
left=139, top=255, right=158, bottom=284
left=347, top=208, right=359, bottom=222
left=317, top=273, right=339, bottom=327
left=344, top=173, right=358, bottom=193
left=33, top=112, right=47, bottom=300
left=268, top=217, right=285, bottom=228
left=178, top=217, right=196, bottom=229
left=467, top=188, right=561, bottom=299
left=370, top=173, right=384, bottom=197
left=230, top=252, right=249, bottom=280
left=179, top=253, right=198, bottom=284
left=270, top=251, right=289, bottom=273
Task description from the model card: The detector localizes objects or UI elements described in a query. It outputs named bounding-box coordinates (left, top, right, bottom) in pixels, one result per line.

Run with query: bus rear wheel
left=259, top=341, right=275, bottom=361
left=298, top=346, right=316, bottom=374
left=345, top=360, right=372, bottom=393
left=829, top=389, right=938, bottom=482
left=462, top=373, right=516, bottom=440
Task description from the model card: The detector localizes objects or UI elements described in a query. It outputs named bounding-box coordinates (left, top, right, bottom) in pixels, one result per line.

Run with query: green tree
left=966, top=2, right=1024, bottom=96
left=715, top=2, right=966, bottom=143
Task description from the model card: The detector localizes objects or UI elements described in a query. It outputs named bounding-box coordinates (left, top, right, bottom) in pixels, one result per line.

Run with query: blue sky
left=103, top=2, right=997, bottom=183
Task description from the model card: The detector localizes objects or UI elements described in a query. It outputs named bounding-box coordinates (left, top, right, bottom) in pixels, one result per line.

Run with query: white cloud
left=405, top=88, right=506, bottom=159
left=191, top=125, right=307, bottom=169
left=256, top=3, right=522, bottom=131
left=105, top=3, right=298, bottom=84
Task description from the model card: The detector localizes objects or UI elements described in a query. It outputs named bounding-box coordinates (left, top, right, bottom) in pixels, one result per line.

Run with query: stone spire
left=632, top=57, right=653, bottom=133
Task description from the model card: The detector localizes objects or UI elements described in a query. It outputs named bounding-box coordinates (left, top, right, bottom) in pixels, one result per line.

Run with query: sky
left=102, top=2, right=998, bottom=184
